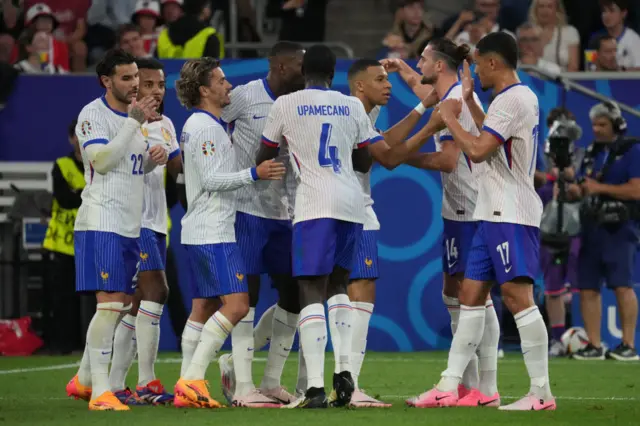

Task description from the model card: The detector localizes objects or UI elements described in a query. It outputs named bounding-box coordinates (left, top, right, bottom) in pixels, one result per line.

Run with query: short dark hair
left=135, top=57, right=164, bottom=71
left=428, top=38, right=472, bottom=71
left=302, top=45, right=336, bottom=82
left=347, top=58, right=382, bottom=82
left=546, top=107, right=576, bottom=128
left=183, top=0, right=210, bottom=16
left=96, top=48, right=136, bottom=86
left=175, top=57, right=220, bottom=109
left=599, top=0, right=628, bottom=11
left=589, top=33, right=616, bottom=50
left=476, top=32, right=519, bottom=70
left=269, top=41, right=304, bottom=58
left=116, top=23, right=141, bottom=44
left=68, top=119, right=78, bottom=138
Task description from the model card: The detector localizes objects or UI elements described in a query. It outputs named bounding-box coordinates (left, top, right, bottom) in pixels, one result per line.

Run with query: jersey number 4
left=318, top=123, right=341, bottom=173
left=131, top=153, right=144, bottom=175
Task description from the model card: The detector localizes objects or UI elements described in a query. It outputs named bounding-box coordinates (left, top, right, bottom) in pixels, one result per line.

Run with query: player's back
left=434, top=83, right=484, bottom=222
left=75, top=97, right=148, bottom=238
left=222, top=79, right=290, bottom=220
left=181, top=110, right=238, bottom=244
left=274, top=88, right=366, bottom=224
left=475, top=83, right=543, bottom=227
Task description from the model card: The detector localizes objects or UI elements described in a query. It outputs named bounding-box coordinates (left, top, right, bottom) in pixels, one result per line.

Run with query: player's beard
left=112, top=85, right=136, bottom=104
left=421, top=74, right=436, bottom=85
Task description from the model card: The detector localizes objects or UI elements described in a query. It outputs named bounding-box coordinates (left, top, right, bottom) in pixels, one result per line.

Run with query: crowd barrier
left=0, top=59, right=638, bottom=351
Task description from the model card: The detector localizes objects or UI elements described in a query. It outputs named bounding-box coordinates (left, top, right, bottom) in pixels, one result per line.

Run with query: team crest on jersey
left=235, top=272, right=244, bottom=282
left=140, top=252, right=149, bottom=261
left=364, top=257, right=373, bottom=267
left=201, top=141, right=215, bottom=156
left=100, top=271, right=109, bottom=281
left=141, top=127, right=149, bottom=138
left=80, top=120, right=92, bottom=137
left=161, top=127, right=172, bottom=142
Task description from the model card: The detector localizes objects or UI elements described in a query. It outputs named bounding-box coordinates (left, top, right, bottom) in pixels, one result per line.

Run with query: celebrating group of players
left=64, top=30, right=556, bottom=412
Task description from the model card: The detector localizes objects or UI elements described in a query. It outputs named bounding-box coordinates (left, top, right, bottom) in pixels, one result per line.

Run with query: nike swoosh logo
left=253, top=115, right=266, bottom=119
left=505, top=265, right=512, bottom=273
left=151, top=321, right=159, bottom=326
left=478, top=398, right=498, bottom=406
left=101, top=351, right=111, bottom=355
left=448, top=261, right=457, bottom=269
left=435, top=395, right=449, bottom=401
left=247, top=347, right=254, bottom=351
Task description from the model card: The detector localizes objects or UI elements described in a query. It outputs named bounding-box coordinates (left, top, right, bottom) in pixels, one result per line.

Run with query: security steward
left=42, top=119, right=86, bottom=354
left=567, top=102, right=640, bottom=362
left=156, top=0, right=224, bottom=59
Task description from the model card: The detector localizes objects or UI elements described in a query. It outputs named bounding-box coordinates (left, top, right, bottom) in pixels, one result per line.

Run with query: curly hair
left=175, top=57, right=220, bottom=109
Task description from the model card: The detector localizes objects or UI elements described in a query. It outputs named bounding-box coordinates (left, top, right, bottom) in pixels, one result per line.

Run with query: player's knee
left=347, top=279, right=375, bottom=303
left=147, top=283, right=169, bottom=304
left=129, top=296, right=141, bottom=316
left=501, top=277, right=535, bottom=314
left=442, top=273, right=461, bottom=298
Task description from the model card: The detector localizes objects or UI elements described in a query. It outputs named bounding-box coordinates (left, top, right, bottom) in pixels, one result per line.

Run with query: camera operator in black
left=566, top=102, right=639, bottom=361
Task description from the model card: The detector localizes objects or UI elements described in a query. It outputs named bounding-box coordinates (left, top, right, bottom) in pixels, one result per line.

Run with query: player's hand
left=457, top=10, right=475, bottom=25
left=421, top=88, right=440, bottom=108
left=256, top=159, right=286, bottom=180
left=129, top=96, right=159, bottom=124
left=149, top=145, right=168, bottom=165
left=380, top=58, right=404, bottom=73
left=437, top=98, right=463, bottom=121
left=426, top=108, right=447, bottom=132
left=581, top=177, right=602, bottom=195
left=459, top=60, right=475, bottom=102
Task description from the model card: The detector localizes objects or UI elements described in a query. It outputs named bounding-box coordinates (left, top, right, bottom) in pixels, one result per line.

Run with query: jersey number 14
left=318, top=123, right=341, bottom=173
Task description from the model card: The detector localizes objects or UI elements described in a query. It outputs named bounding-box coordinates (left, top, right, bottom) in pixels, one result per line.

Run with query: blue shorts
left=184, top=243, right=248, bottom=298
left=442, top=219, right=477, bottom=276
left=292, top=219, right=363, bottom=277
left=138, top=228, right=167, bottom=272
left=235, top=211, right=292, bottom=275
left=578, top=225, right=637, bottom=290
left=350, top=230, right=379, bottom=280
left=74, top=231, right=139, bottom=295
left=465, top=221, right=540, bottom=285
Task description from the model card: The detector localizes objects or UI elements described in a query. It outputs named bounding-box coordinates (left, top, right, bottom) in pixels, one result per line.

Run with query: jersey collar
left=101, top=96, right=128, bottom=118
left=193, top=108, right=224, bottom=126
left=441, top=81, right=461, bottom=101
left=262, top=78, right=276, bottom=101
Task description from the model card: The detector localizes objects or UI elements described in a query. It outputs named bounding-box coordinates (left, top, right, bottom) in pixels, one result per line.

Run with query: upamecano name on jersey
left=297, top=104, right=351, bottom=116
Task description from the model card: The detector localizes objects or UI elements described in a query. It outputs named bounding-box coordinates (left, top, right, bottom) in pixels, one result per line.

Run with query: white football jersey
left=181, top=110, right=252, bottom=245
left=74, top=97, right=148, bottom=238
left=140, top=115, right=180, bottom=234
left=434, top=82, right=484, bottom=222
left=355, top=105, right=381, bottom=231
left=262, top=88, right=382, bottom=225
left=474, top=83, right=543, bottom=227
left=222, top=79, right=291, bottom=220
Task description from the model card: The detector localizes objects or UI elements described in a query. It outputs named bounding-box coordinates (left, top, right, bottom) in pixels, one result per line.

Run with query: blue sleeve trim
left=168, top=148, right=181, bottom=161
left=369, top=135, right=384, bottom=145
left=439, top=135, right=454, bottom=142
left=250, top=167, right=259, bottom=181
left=82, top=138, right=108, bottom=148
left=261, top=135, right=279, bottom=147
left=482, top=125, right=506, bottom=144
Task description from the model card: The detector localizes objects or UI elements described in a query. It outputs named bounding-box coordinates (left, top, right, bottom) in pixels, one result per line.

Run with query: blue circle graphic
left=371, top=166, right=443, bottom=261
left=369, top=314, right=413, bottom=352
left=408, top=259, right=451, bottom=348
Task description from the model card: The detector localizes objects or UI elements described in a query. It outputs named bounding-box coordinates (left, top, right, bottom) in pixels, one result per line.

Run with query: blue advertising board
left=1, top=59, right=638, bottom=352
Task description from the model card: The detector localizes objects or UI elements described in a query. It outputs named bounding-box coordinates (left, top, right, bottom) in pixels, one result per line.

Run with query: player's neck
left=353, top=92, right=375, bottom=113
left=196, top=102, right=222, bottom=120
left=492, top=71, right=520, bottom=95
left=305, top=79, right=329, bottom=89
left=434, top=73, right=459, bottom=100
left=104, top=92, right=128, bottom=115
left=265, top=74, right=284, bottom=98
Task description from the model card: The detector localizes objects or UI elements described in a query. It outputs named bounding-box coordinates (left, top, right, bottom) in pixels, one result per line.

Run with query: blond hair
left=175, top=57, right=220, bottom=109
left=528, top=0, right=567, bottom=27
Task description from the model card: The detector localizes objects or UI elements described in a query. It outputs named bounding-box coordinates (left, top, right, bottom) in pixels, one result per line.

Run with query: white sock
left=232, top=308, right=255, bottom=396
left=109, top=314, right=137, bottom=391
left=254, top=304, right=276, bottom=350
left=136, top=301, right=163, bottom=386
left=298, top=304, right=327, bottom=389
left=261, top=306, right=298, bottom=390
left=327, top=295, right=353, bottom=374
left=184, top=311, right=233, bottom=380
left=351, top=301, right=373, bottom=390
left=296, top=342, right=307, bottom=392
left=515, top=306, right=552, bottom=399
left=77, top=342, right=92, bottom=387
left=443, top=294, right=478, bottom=390
left=180, top=320, right=203, bottom=378
left=478, top=299, right=500, bottom=396
left=439, top=305, right=485, bottom=392
left=87, top=302, right=123, bottom=398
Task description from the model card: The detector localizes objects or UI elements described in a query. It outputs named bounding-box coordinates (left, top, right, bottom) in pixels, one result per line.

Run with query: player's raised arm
left=381, top=58, right=434, bottom=101
left=381, top=88, right=440, bottom=147
left=460, top=60, right=485, bottom=131
left=80, top=96, right=158, bottom=175
left=256, top=99, right=284, bottom=165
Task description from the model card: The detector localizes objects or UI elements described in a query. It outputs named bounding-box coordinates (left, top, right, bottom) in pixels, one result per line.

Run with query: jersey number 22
left=318, top=123, right=341, bottom=173
left=131, top=153, right=144, bottom=175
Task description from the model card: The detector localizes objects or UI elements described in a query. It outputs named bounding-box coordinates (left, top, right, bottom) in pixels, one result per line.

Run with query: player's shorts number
left=496, top=241, right=510, bottom=266
left=445, top=238, right=458, bottom=263
left=131, top=153, right=144, bottom=175
left=529, top=124, right=539, bottom=176
left=318, top=123, right=341, bottom=173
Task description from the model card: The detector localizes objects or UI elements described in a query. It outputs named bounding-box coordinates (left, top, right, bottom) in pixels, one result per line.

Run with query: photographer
left=568, top=102, right=639, bottom=361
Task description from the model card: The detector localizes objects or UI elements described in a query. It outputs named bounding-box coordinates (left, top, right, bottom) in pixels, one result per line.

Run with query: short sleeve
left=354, top=102, right=383, bottom=149
left=261, top=99, right=285, bottom=147
left=627, top=144, right=640, bottom=179
left=221, top=85, right=249, bottom=124
left=482, top=94, right=520, bottom=144
left=191, top=125, right=231, bottom=182
left=564, top=25, right=580, bottom=46
left=165, top=118, right=181, bottom=161
left=76, top=108, right=111, bottom=148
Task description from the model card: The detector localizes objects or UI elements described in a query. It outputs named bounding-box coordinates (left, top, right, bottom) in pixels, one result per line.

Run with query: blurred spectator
left=14, top=27, right=66, bottom=73
left=439, top=0, right=505, bottom=38
left=586, top=34, right=620, bottom=71
left=161, top=0, right=184, bottom=24
left=589, top=0, right=640, bottom=70
left=157, top=0, right=223, bottom=58
left=24, top=0, right=89, bottom=72
left=0, top=0, right=25, bottom=63
left=277, top=0, right=329, bottom=42
left=383, top=0, right=434, bottom=59
left=132, top=0, right=161, bottom=57
left=116, top=23, right=148, bottom=58
left=517, top=21, right=561, bottom=75
left=85, top=0, right=137, bottom=64
left=528, top=0, right=580, bottom=71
